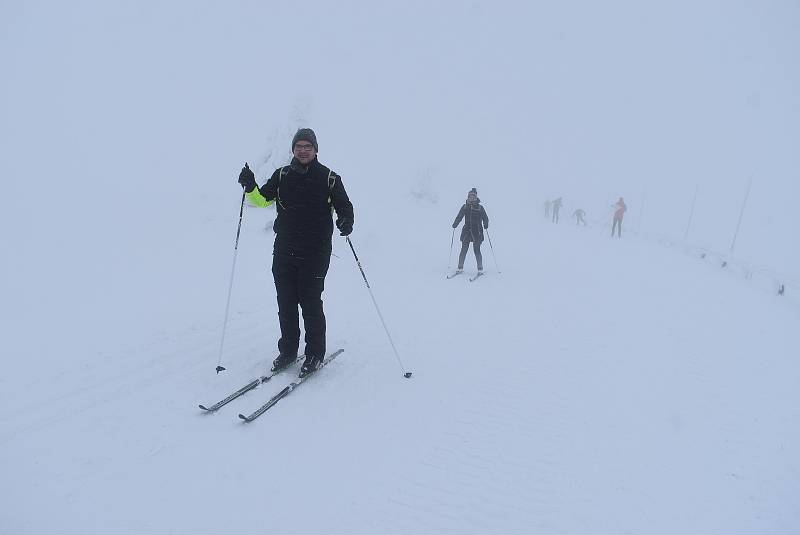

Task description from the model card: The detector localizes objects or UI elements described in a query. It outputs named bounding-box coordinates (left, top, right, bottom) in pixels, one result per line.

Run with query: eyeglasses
left=294, top=143, right=315, bottom=151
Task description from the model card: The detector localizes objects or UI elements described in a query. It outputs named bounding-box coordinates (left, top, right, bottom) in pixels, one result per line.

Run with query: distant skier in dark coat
left=612, top=197, right=626, bottom=238
left=573, top=209, right=587, bottom=226
left=552, top=197, right=563, bottom=223
left=452, top=188, right=489, bottom=273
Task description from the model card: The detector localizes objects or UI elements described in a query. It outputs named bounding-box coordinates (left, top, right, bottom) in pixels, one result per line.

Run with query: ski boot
left=271, top=353, right=297, bottom=372
left=299, top=354, right=324, bottom=378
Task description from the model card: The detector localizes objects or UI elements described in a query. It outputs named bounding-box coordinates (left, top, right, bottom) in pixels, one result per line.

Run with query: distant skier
left=572, top=208, right=587, bottom=226
left=544, top=199, right=552, bottom=218
left=452, top=188, right=489, bottom=274
left=612, top=197, right=626, bottom=238
left=237, top=128, right=354, bottom=377
left=551, top=197, right=563, bottom=223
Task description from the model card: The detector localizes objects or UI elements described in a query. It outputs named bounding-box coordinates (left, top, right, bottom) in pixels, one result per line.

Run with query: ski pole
left=485, top=229, right=501, bottom=273
left=597, top=207, right=615, bottom=234
left=447, top=227, right=455, bottom=273
left=215, top=187, right=247, bottom=374
left=346, top=237, right=412, bottom=379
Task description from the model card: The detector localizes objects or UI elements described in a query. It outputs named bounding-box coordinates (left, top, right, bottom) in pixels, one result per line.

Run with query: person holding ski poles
left=237, top=128, right=354, bottom=377
left=452, top=188, right=489, bottom=274
left=612, top=197, right=626, bottom=238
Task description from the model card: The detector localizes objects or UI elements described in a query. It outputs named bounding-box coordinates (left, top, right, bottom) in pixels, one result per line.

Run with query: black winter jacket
left=452, top=201, right=489, bottom=243
left=258, top=157, right=354, bottom=257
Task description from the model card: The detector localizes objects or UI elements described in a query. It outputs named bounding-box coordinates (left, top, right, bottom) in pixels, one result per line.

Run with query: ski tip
left=404, top=372, right=413, bottom=379
left=238, top=414, right=249, bottom=422
left=199, top=404, right=210, bottom=411
left=215, top=366, right=226, bottom=374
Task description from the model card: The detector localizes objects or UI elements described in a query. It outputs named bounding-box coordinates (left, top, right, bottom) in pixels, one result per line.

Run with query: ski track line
left=0, top=321, right=275, bottom=444
left=0, top=338, right=207, bottom=422
left=8, top=313, right=260, bottom=398
left=0, top=356, right=201, bottom=445
left=0, top=314, right=269, bottom=425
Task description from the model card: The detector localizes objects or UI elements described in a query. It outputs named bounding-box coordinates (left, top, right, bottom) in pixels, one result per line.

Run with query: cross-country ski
left=238, top=349, right=344, bottom=422
left=198, top=356, right=302, bottom=412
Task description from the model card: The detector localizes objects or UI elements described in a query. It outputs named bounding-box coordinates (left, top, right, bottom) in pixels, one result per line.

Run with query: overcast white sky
left=1, top=0, right=798, bottom=277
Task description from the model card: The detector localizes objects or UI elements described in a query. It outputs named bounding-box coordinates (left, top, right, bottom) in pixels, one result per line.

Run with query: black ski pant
left=612, top=218, right=623, bottom=238
left=458, top=241, right=483, bottom=270
left=272, top=252, right=331, bottom=359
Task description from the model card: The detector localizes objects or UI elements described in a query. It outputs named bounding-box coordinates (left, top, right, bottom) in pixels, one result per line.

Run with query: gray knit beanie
left=292, top=128, right=318, bottom=152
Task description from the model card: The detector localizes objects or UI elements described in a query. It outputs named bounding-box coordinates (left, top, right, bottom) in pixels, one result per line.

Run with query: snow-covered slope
left=2, top=1, right=799, bottom=534
left=2, top=198, right=799, bottom=534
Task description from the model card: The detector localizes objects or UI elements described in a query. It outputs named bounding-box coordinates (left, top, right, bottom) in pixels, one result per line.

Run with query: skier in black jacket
left=238, top=128, right=354, bottom=376
left=452, top=188, right=489, bottom=273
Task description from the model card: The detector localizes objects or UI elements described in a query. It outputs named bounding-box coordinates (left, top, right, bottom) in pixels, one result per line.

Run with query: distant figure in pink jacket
left=612, top=197, right=626, bottom=238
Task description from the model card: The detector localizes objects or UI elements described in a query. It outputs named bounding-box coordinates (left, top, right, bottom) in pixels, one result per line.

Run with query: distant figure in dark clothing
left=573, top=209, right=587, bottom=226
left=612, top=197, right=626, bottom=238
left=452, top=188, right=489, bottom=273
left=551, top=197, right=563, bottom=223
left=544, top=199, right=552, bottom=218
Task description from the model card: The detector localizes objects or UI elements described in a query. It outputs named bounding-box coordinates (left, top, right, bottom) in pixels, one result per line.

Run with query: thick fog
left=1, top=0, right=798, bottom=352
left=2, top=4, right=800, bottom=533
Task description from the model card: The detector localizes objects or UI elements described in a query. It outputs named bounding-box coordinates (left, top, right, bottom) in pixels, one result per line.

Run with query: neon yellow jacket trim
left=246, top=188, right=274, bottom=208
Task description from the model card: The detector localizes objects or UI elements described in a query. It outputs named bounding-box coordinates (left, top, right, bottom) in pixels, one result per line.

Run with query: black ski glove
left=484, top=223, right=489, bottom=229
left=452, top=223, right=458, bottom=229
left=336, top=217, right=353, bottom=236
left=238, top=163, right=256, bottom=192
